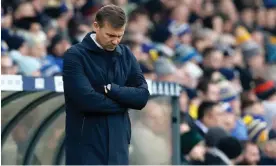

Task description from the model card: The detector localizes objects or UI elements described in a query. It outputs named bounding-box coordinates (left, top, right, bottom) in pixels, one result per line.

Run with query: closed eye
left=106, top=33, right=122, bottom=38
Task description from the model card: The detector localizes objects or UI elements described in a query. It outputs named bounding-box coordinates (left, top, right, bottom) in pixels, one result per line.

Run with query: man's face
left=264, top=140, right=276, bottom=158
left=93, top=21, right=125, bottom=51
left=241, top=9, right=254, bottom=26
left=221, top=112, right=236, bottom=132
left=206, top=83, right=220, bottom=102
left=244, top=143, right=260, bottom=165
left=205, top=105, right=223, bottom=128
left=248, top=55, right=264, bottom=69
left=223, top=55, right=235, bottom=68
left=54, top=40, right=71, bottom=57
left=208, top=50, right=223, bottom=70
left=172, top=5, right=189, bottom=22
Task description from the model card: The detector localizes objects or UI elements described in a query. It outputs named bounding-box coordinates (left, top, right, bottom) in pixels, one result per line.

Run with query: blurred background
left=1, top=0, right=276, bottom=165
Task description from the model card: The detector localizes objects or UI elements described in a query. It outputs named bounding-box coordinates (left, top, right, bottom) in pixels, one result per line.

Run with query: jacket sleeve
left=62, top=48, right=125, bottom=113
left=107, top=47, right=150, bottom=110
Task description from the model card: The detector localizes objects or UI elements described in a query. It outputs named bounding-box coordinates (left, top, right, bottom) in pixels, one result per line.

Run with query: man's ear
left=93, top=22, right=100, bottom=32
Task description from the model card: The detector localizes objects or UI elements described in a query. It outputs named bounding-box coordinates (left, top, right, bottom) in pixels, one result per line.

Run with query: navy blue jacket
left=63, top=32, right=149, bottom=165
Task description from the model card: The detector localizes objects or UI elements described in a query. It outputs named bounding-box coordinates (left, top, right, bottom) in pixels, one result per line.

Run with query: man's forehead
left=103, top=22, right=125, bottom=35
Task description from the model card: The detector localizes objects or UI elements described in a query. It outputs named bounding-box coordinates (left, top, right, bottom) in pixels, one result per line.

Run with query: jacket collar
left=195, top=120, right=208, bottom=134
left=81, top=31, right=123, bottom=56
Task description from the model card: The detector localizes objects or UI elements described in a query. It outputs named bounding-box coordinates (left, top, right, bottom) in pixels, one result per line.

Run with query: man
left=238, top=141, right=261, bottom=165
left=62, top=5, right=149, bottom=165
left=253, top=78, right=276, bottom=129
left=195, top=101, right=223, bottom=136
left=154, top=56, right=177, bottom=82
left=197, top=77, right=220, bottom=102
left=189, top=77, right=220, bottom=119
left=202, top=47, right=224, bottom=70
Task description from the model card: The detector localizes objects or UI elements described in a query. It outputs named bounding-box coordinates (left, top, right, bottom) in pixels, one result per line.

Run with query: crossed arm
left=106, top=50, right=150, bottom=110
left=62, top=48, right=149, bottom=113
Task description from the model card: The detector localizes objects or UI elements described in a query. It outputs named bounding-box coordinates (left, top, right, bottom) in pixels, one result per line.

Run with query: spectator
left=253, top=78, right=276, bottom=129
left=174, top=44, right=203, bottom=65
left=202, top=47, right=224, bottom=70
left=259, top=130, right=276, bottom=165
left=180, top=126, right=206, bottom=164
left=47, top=34, right=71, bottom=71
left=216, top=136, right=243, bottom=164
left=195, top=101, right=223, bottom=136
left=8, top=35, right=41, bottom=76
left=238, top=141, right=261, bottom=165
left=205, top=127, right=230, bottom=148
left=154, top=57, right=177, bottom=82
left=29, top=39, right=61, bottom=77
left=188, top=77, right=220, bottom=119
left=203, top=127, right=233, bottom=165
left=243, top=114, right=269, bottom=144
left=197, top=77, right=220, bottom=102
left=127, top=7, right=151, bottom=35
left=241, top=40, right=266, bottom=78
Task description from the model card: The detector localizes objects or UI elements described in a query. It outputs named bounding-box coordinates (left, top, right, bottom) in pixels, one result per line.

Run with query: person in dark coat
left=62, top=5, right=149, bottom=165
left=194, top=101, right=222, bottom=137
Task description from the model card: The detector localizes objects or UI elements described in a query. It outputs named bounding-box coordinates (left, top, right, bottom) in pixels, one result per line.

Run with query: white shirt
left=90, top=33, right=103, bottom=49
left=195, top=120, right=208, bottom=133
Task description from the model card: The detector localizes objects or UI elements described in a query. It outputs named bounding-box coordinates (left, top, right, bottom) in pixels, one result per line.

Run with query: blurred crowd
left=1, top=0, right=276, bottom=165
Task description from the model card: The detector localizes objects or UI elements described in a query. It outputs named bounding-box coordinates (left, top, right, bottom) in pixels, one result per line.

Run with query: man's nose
left=112, top=39, right=119, bottom=45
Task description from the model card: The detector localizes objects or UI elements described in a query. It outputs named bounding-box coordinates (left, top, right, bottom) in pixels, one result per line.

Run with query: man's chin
left=105, top=47, right=116, bottom=51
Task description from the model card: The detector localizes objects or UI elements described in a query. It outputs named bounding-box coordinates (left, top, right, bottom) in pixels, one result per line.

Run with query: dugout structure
left=1, top=75, right=181, bottom=165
